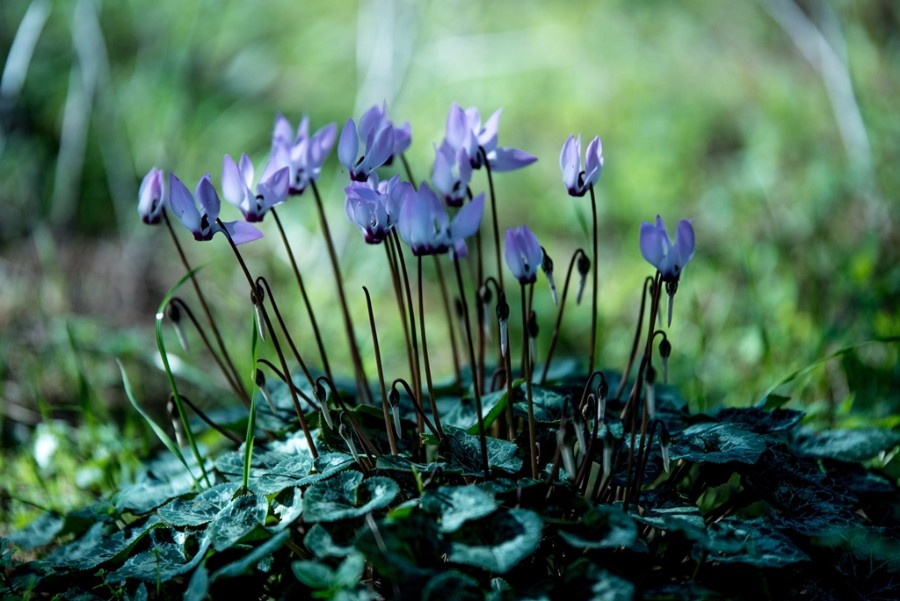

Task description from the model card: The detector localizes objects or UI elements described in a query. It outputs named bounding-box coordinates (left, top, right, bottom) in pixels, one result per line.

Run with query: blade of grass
left=116, top=359, right=199, bottom=487
left=156, top=269, right=212, bottom=487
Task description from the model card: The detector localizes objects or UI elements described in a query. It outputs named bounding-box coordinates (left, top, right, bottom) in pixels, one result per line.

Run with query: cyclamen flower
left=270, top=114, right=337, bottom=194
left=221, top=153, right=289, bottom=222
left=398, top=183, right=484, bottom=257
left=560, top=134, right=603, bottom=197
left=168, top=173, right=262, bottom=245
left=345, top=174, right=413, bottom=244
left=138, top=167, right=165, bottom=225
left=338, top=103, right=411, bottom=182
left=442, top=102, right=537, bottom=172
left=639, top=215, right=695, bottom=283
left=504, top=225, right=543, bottom=284
left=431, top=140, right=473, bottom=207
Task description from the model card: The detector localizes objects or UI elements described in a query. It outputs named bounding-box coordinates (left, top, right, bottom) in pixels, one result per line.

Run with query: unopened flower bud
left=496, top=293, right=510, bottom=321
left=167, top=303, right=190, bottom=352
left=138, top=167, right=165, bottom=225
left=659, top=426, right=671, bottom=473
left=576, top=254, right=591, bottom=304
left=659, top=339, right=671, bottom=384
left=541, top=246, right=558, bottom=306
left=645, top=366, right=656, bottom=419
left=255, top=369, right=266, bottom=388
left=665, top=280, right=679, bottom=327
left=166, top=395, right=185, bottom=448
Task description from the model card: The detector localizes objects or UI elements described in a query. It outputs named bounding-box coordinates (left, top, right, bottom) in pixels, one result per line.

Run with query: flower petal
left=168, top=173, right=200, bottom=233
left=450, top=193, right=484, bottom=241
left=445, top=103, right=468, bottom=150
left=195, top=174, right=220, bottom=222
left=675, top=219, right=695, bottom=267
left=489, top=147, right=538, bottom=172
left=222, top=220, right=264, bottom=245
left=640, top=221, right=665, bottom=269
left=338, top=118, right=359, bottom=170
left=221, top=154, right=245, bottom=208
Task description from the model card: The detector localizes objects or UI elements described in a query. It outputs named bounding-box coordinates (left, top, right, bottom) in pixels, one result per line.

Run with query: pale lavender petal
left=221, top=154, right=245, bottom=207
left=259, top=166, right=289, bottom=207
left=431, top=143, right=454, bottom=196
left=195, top=174, right=220, bottom=222
left=297, top=115, right=310, bottom=141
left=445, top=103, right=468, bottom=150
left=393, top=122, right=412, bottom=155
left=363, top=125, right=394, bottom=174
left=655, top=215, right=672, bottom=247
left=452, top=239, right=469, bottom=259
left=504, top=228, right=524, bottom=282
left=479, top=108, right=502, bottom=152
left=675, top=219, right=695, bottom=266
left=223, top=220, right=263, bottom=245
left=313, top=123, right=337, bottom=156
left=168, top=173, right=200, bottom=233
left=272, top=114, right=293, bottom=146
left=584, top=135, right=603, bottom=183
left=239, top=154, right=254, bottom=188
left=640, top=222, right=664, bottom=268
left=338, top=118, right=359, bottom=170
left=138, top=167, right=165, bottom=224
left=450, top=193, right=484, bottom=241
left=359, top=105, right=384, bottom=141
left=560, top=135, right=580, bottom=192
left=489, top=147, right=538, bottom=172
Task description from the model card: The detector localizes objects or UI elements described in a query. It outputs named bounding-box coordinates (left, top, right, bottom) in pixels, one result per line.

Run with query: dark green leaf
left=670, top=422, right=766, bottom=465
left=442, top=426, right=523, bottom=475
left=441, top=389, right=507, bottom=432
left=184, top=563, right=209, bottom=601
left=304, top=523, right=356, bottom=559
left=558, top=505, right=638, bottom=550
left=695, top=518, right=809, bottom=567
left=422, top=485, right=498, bottom=533
left=157, top=482, right=241, bottom=527
left=212, top=530, right=289, bottom=580
left=449, top=509, right=542, bottom=574
left=208, top=491, right=269, bottom=551
left=108, top=529, right=211, bottom=583
left=422, top=570, right=483, bottom=600
left=513, top=384, right=568, bottom=423
left=715, top=407, right=804, bottom=434
left=44, top=516, right=162, bottom=570
left=292, top=560, right=334, bottom=589
left=303, top=471, right=399, bottom=523
left=9, top=512, right=64, bottom=551
left=269, top=487, right=303, bottom=531
left=794, top=428, right=900, bottom=462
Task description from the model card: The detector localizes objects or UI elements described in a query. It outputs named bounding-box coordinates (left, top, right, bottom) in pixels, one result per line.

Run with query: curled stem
left=540, top=248, right=589, bottom=384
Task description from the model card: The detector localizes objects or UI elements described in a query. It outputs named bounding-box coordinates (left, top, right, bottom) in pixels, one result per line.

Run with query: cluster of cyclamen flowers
left=137, top=100, right=695, bottom=479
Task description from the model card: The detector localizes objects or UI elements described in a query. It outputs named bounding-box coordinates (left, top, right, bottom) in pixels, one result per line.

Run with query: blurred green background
left=1, top=0, right=898, bottom=518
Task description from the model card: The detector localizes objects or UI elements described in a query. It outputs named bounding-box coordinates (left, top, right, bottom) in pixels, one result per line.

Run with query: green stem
left=418, top=257, right=444, bottom=437
left=310, top=181, right=372, bottom=404
left=163, top=213, right=246, bottom=404
left=521, top=282, right=538, bottom=479
left=588, top=184, right=600, bottom=374
left=363, top=286, right=398, bottom=455
left=454, top=259, right=489, bottom=478
left=540, top=249, right=588, bottom=385
left=271, top=208, right=333, bottom=384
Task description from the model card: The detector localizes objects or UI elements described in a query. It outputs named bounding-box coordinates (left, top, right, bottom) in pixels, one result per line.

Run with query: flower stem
left=178, top=393, right=242, bottom=444
left=271, top=208, right=333, bottom=384
left=453, top=258, right=489, bottom=478
left=521, top=282, right=538, bottom=479
left=363, top=286, right=398, bottom=455
left=418, top=257, right=444, bottom=437
left=391, top=231, right=424, bottom=434
left=433, top=256, right=463, bottom=390
left=614, top=275, right=657, bottom=402
left=255, top=277, right=317, bottom=393
left=479, top=147, right=503, bottom=295
left=163, top=212, right=246, bottom=405
left=310, top=181, right=372, bottom=404
left=392, top=378, right=441, bottom=440
left=168, top=297, right=247, bottom=406
left=587, top=184, right=600, bottom=375
left=384, top=239, right=418, bottom=400
left=540, top=248, right=588, bottom=385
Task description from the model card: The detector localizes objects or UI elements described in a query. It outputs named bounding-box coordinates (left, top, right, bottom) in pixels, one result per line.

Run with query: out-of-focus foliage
left=1, top=0, right=898, bottom=526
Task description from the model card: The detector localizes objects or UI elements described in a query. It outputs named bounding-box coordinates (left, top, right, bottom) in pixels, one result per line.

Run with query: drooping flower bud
left=659, top=338, right=671, bottom=384
left=541, top=246, right=558, bottom=306
left=255, top=369, right=279, bottom=415
left=389, top=388, right=402, bottom=440
left=166, top=303, right=189, bottom=352
left=166, top=395, right=185, bottom=448
left=576, top=254, right=591, bottom=304
left=497, top=292, right=510, bottom=357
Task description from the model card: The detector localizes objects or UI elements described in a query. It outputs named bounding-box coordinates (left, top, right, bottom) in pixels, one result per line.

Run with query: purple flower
left=138, top=167, right=165, bottom=225
left=270, top=114, right=337, bottom=194
left=504, top=225, right=543, bottom=285
left=431, top=140, right=473, bottom=207
left=338, top=103, right=411, bottom=182
left=560, top=134, right=603, bottom=197
left=168, top=173, right=262, bottom=245
left=442, top=102, right=537, bottom=172
left=221, top=153, right=289, bottom=222
left=639, top=216, right=695, bottom=282
left=345, top=174, right=413, bottom=244
left=398, top=183, right=484, bottom=257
